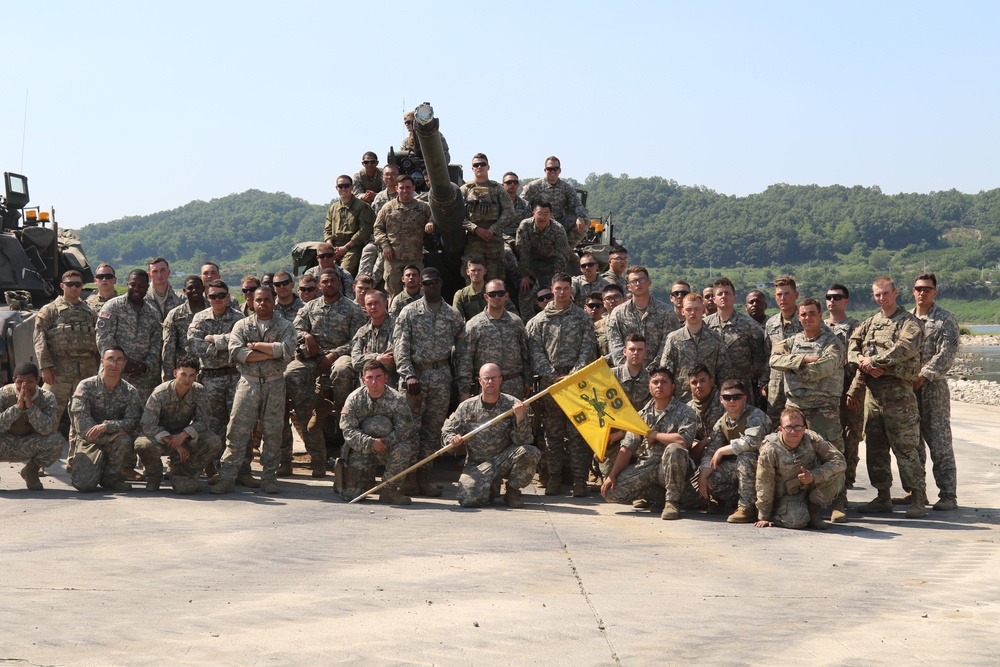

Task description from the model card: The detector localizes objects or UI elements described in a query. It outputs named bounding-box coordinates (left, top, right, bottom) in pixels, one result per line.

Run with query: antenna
left=20, top=89, right=29, bottom=171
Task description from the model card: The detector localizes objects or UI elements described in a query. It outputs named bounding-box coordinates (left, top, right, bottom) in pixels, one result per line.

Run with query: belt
left=415, top=358, right=450, bottom=373
left=240, top=372, right=284, bottom=385
left=201, top=367, right=238, bottom=378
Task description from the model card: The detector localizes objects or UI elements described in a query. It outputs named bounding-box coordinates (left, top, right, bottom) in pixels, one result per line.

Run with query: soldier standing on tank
left=399, top=110, right=451, bottom=163
left=0, top=362, right=65, bottom=490
left=457, top=279, right=531, bottom=401
left=824, top=284, right=863, bottom=490
left=520, top=156, right=589, bottom=252
left=373, top=175, right=433, bottom=296
left=86, top=263, right=118, bottom=312
left=351, top=152, right=384, bottom=204
left=500, top=171, right=530, bottom=245
left=849, top=276, right=927, bottom=518
left=326, top=174, right=374, bottom=277
left=145, top=257, right=185, bottom=322
left=460, top=153, right=514, bottom=284
left=605, top=266, right=679, bottom=367
left=161, top=276, right=206, bottom=381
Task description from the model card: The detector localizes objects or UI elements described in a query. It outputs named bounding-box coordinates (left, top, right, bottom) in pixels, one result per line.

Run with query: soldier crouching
left=442, top=363, right=539, bottom=508
left=134, top=356, right=222, bottom=494
left=0, top=362, right=66, bottom=490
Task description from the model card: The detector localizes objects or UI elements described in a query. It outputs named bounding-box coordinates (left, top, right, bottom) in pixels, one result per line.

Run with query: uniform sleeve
left=755, top=444, right=778, bottom=521
left=161, top=314, right=177, bottom=381
left=32, top=306, right=55, bottom=369
left=393, top=310, right=416, bottom=380
left=920, top=311, right=959, bottom=382
left=105, top=386, right=143, bottom=435
left=526, top=319, right=557, bottom=381
left=808, top=433, right=847, bottom=486
left=187, top=316, right=211, bottom=357
left=352, top=203, right=374, bottom=248
left=730, top=411, right=772, bottom=455
left=24, top=390, right=58, bottom=435
left=490, top=185, right=515, bottom=236
left=324, top=203, right=336, bottom=242
left=455, top=322, right=475, bottom=391
left=516, top=222, right=532, bottom=277
left=373, top=206, right=389, bottom=249
left=795, top=338, right=844, bottom=383
left=95, top=305, right=114, bottom=354
left=340, top=395, right=373, bottom=453
left=573, top=311, right=599, bottom=372
left=701, top=418, right=726, bottom=470
left=874, top=318, right=922, bottom=368
left=440, top=406, right=466, bottom=448
left=140, top=392, right=169, bottom=442
left=552, top=226, right=568, bottom=274
left=143, top=316, right=163, bottom=369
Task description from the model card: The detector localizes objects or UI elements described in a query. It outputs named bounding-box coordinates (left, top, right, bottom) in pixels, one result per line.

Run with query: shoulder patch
left=99, top=310, right=112, bottom=319
left=35, top=311, right=46, bottom=319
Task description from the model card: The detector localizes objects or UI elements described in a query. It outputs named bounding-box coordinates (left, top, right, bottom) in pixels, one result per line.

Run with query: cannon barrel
left=412, top=103, right=465, bottom=258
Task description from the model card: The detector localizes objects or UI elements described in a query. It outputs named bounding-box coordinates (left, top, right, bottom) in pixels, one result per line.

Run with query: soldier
left=600, top=367, right=698, bottom=520
left=824, top=284, right=862, bottom=489
left=754, top=407, right=846, bottom=530
left=338, top=360, right=414, bottom=504
left=668, top=281, right=692, bottom=320
left=297, top=274, right=318, bottom=303
left=272, top=270, right=303, bottom=320
left=86, top=263, right=118, bottom=312
left=351, top=151, right=384, bottom=204
left=745, top=289, right=768, bottom=326
left=659, top=293, right=730, bottom=402
left=388, top=265, right=423, bottom=318
left=97, top=269, right=163, bottom=405
left=601, top=246, right=629, bottom=296
left=325, top=173, right=374, bottom=276
left=702, top=286, right=717, bottom=315
left=572, top=254, right=611, bottom=307
left=199, top=262, right=240, bottom=310
left=601, top=334, right=651, bottom=478
left=69, top=346, right=142, bottom=493
left=145, top=257, right=185, bottom=322
left=516, top=201, right=568, bottom=298
left=443, top=363, right=539, bottom=508
left=460, top=153, right=514, bottom=283
left=0, top=362, right=65, bottom=490
left=351, top=291, right=397, bottom=384
left=239, top=275, right=261, bottom=316
left=372, top=164, right=399, bottom=215
left=211, top=288, right=297, bottom=495
left=687, top=364, right=724, bottom=467
left=399, top=110, right=451, bottom=162
left=457, top=279, right=531, bottom=401
left=606, top=266, right=680, bottom=366
left=589, top=293, right=610, bottom=357
left=762, top=275, right=802, bottom=419
left=303, top=244, right=355, bottom=299
left=520, top=156, right=589, bottom=250
left=522, top=285, right=553, bottom=325
left=770, top=298, right=847, bottom=522
left=601, top=283, right=625, bottom=314
left=848, top=276, right=926, bottom=518
left=698, top=379, right=772, bottom=523
left=500, top=171, right=530, bottom=247
left=161, top=276, right=206, bottom=381
left=909, top=272, right=960, bottom=511
left=352, top=274, right=374, bottom=305
left=134, top=355, right=222, bottom=494
left=286, top=268, right=366, bottom=476
left=187, top=280, right=254, bottom=486
left=705, top=276, right=766, bottom=401
left=526, top=272, right=598, bottom=496
left=373, top=175, right=433, bottom=296
left=452, top=258, right=518, bottom=322
left=394, top=267, right=466, bottom=496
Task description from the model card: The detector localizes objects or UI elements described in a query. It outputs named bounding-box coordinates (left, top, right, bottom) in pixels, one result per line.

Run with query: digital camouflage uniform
left=218, top=313, right=297, bottom=485
left=602, top=270, right=629, bottom=297
left=69, top=372, right=142, bottom=492
left=0, top=384, right=65, bottom=473
left=701, top=405, right=772, bottom=512
left=274, top=295, right=304, bottom=322
left=458, top=309, right=531, bottom=400
left=372, top=188, right=397, bottom=215
left=442, top=393, right=539, bottom=507
left=325, top=194, right=375, bottom=276
left=571, top=274, right=612, bottom=309
left=826, top=316, right=863, bottom=486
left=161, top=301, right=205, bottom=381
left=352, top=168, right=384, bottom=198
left=705, top=311, right=767, bottom=402
left=605, top=298, right=680, bottom=367
left=451, top=284, right=519, bottom=322
left=911, top=303, right=959, bottom=500
left=756, top=430, right=846, bottom=528
left=338, top=385, right=415, bottom=502
left=96, top=295, right=163, bottom=404
left=762, top=312, right=802, bottom=420
left=847, top=307, right=925, bottom=495
left=350, top=314, right=398, bottom=385
left=460, top=179, right=515, bottom=283
left=394, top=298, right=466, bottom=468
left=520, top=177, right=589, bottom=248
left=515, top=218, right=568, bottom=289
left=689, top=387, right=725, bottom=447
left=304, top=264, right=354, bottom=300
left=603, top=398, right=698, bottom=506
left=145, top=286, right=185, bottom=323
left=505, top=197, right=531, bottom=242
left=526, top=303, right=598, bottom=487
left=601, top=364, right=651, bottom=476
left=135, top=380, right=222, bottom=492
left=658, top=326, right=731, bottom=403
left=388, top=288, right=422, bottom=319
left=373, top=197, right=432, bottom=295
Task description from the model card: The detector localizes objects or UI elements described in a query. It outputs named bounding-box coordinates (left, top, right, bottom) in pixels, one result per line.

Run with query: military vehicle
left=0, top=171, right=93, bottom=382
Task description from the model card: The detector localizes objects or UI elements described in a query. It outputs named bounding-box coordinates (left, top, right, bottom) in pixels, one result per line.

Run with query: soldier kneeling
left=0, top=362, right=66, bottom=490
left=134, top=356, right=222, bottom=494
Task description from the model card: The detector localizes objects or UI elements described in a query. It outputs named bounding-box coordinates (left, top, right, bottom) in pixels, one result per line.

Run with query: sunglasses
left=421, top=279, right=442, bottom=286
left=404, top=120, right=413, bottom=125
left=273, top=279, right=293, bottom=287
left=825, top=294, right=846, bottom=300
left=485, top=290, right=507, bottom=298
left=336, top=184, right=352, bottom=190
left=62, top=282, right=83, bottom=288
left=670, top=290, right=690, bottom=298
left=913, top=286, right=935, bottom=293
left=537, top=293, right=554, bottom=302
left=317, top=252, right=335, bottom=259
left=362, top=160, right=377, bottom=165
left=207, top=293, right=229, bottom=300
left=544, top=166, right=559, bottom=172
left=298, top=286, right=317, bottom=292
left=580, top=261, right=597, bottom=269
left=586, top=303, right=604, bottom=309
left=95, top=274, right=115, bottom=280
left=503, top=180, right=519, bottom=185
left=241, top=286, right=260, bottom=293
left=721, top=393, right=745, bottom=402
left=472, top=162, right=488, bottom=168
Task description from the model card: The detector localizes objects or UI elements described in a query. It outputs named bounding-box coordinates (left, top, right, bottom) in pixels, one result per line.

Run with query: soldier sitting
left=0, top=362, right=66, bottom=490
left=134, top=356, right=222, bottom=494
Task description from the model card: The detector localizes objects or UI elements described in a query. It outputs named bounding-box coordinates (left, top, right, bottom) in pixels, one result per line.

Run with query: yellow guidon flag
left=548, top=358, right=650, bottom=461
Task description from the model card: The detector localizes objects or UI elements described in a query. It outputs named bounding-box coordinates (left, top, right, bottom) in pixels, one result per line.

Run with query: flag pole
left=347, top=387, right=551, bottom=504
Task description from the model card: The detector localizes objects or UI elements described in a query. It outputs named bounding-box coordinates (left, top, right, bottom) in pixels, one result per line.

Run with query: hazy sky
left=4, top=1, right=998, bottom=229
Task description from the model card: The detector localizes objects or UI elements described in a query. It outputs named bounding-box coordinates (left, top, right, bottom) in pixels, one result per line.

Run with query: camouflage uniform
left=457, top=310, right=531, bottom=399
left=605, top=298, right=680, bottom=367
left=911, top=303, right=959, bottom=500
left=304, top=264, right=354, bottom=300
left=372, top=188, right=397, bottom=215
left=161, top=301, right=205, bottom=381
left=388, top=289, right=422, bottom=319
left=145, top=285, right=185, bottom=322
left=399, top=132, right=450, bottom=163
left=705, top=311, right=767, bottom=401
left=460, top=179, right=515, bottom=282
left=504, top=197, right=531, bottom=242
left=602, top=364, right=652, bottom=476
left=0, top=384, right=65, bottom=471
left=826, top=316, right=863, bottom=486
left=325, top=195, right=375, bottom=276
left=658, top=326, right=731, bottom=402
left=85, top=292, right=114, bottom=313
left=603, top=398, right=698, bottom=506
left=96, top=295, right=163, bottom=404
left=526, top=303, right=598, bottom=486
left=701, top=405, right=772, bottom=512
left=218, top=313, right=297, bottom=485
left=443, top=393, right=539, bottom=507
left=338, top=385, right=415, bottom=501
left=594, top=316, right=609, bottom=357
left=351, top=168, right=384, bottom=198
left=69, top=372, right=142, bottom=492
left=373, top=198, right=432, bottom=295
left=762, top=313, right=802, bottom=420
left=135, top=380, right=222, bottom=491
left=602, top=270, right=628, bottom=296
left=689, top=387, right=725, bottom=446
left=350, top=314, right=398, bottom=383
left=847, top=308, right=925, bottom=494
left=451, top=285, right=518, bottom=322
left=756, top=430, right=846, bottom=528
left=520, top=178, right=589, bottom=248
left=571, top=274, right=612, bottom=308
left=274, top=295, right=304, bottom=322
left=394, top=298, right=467, bottom=468
left=515, top=218, right=568, bottom=289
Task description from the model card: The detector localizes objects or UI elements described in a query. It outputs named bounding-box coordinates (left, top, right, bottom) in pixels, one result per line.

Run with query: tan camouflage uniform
left=69, top=372, right=142, bottom=492
left=457, top=310, right=531, bottom=399
left=85, top=292, right=113, bottom=313
left=338, top=385, right=415, bottom=501
left=826, top=316, right=863, bottom=486
left=705, top=311, right=767, bottom=401
left=460, top=179, right=515, bottom=283
left=515, top=218, right=568, bottom=290
left=373, top=198, right=432, bottom=295
left=325, top=195, right=375, bottom=276
left=762, top=312, right=802, bottom=420
left=658, top=326, right=731, bottom=402
left=756, top=430, right=846, bottom=528
left=605, top=298, right=680, bottom=367
left=0, top=384, right=65, bottom=472
left=701, top=405, right=772, bottom=512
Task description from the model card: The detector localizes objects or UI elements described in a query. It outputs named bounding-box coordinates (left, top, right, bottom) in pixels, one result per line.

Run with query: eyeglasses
left=298, top=286, right=316, bottom=293
left=913, top=286, right=935, bottom=293
left=241, top=286, right=260, bottom=294
left=317, top=252, right=335, bottom=259
left=362, top=160, right=377, bottom=165
left=480, top=376, right=501, bottom=383
left=586, top=303, right=604, bottom=309
left=95, top=274, right=115, bottom=280
left=720, top=393, right=745, bottom=402
left=537, top=293, right=554, bottom=302
left=781, top=424, right=806, bottom=432
left=627, top=277, right=649, bottom=286
left=472, top=162, right=488, bottom=168
left=825, top=294, right=846, bottom=301
left=580, top=261, right=597, bottom=269
left=485, top=290, right=507, bottom=298
left=62, top=282, right=83, bottom=288
left=207, top=293, right=229, bottom=300
left=503, top=180, right=519, bottom=185
left=609, top=256, right=626, bottom=262
left=421, top=278, right=442, bottom=286
left=273, top=279, right=293, bottom=287
left=336, top=184, right=352, bottom=190
left=670, top=290, right=690, bottom=298
left=544, top=166, right=560, bottom=172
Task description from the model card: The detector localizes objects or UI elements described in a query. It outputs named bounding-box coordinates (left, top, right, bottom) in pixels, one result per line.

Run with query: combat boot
left=210, top=480, right=235, bottom=494
left=572, top=480, right=589, bottom=498
left=260, top=480, right=281, bottom=494
left=379, top=487, right=412, bottom=506
left=830, top=498, right=849, bottom=523
left=144, top=473, right=162, bottom=492
left=933, top=496, right=958, bottom=511
left=276, top=461, right=294, bottom=477
left=399, top=472, right=419, bottom=496
left=892, top=492, right=913, bottom=505
left=545, top=474, right=562, bottom=496
left=905, top=490, right=928, bottom=518
left=858, top=488, right=893, bottom=513
left=310, top=460, right=326, bottom=479
left=235, top=471, right=261, bottom=488
left=101, top=479, right=131, bottom=492
left=727, top=506, right=755, bottom=524
left=307, top=399, right=335, bottom=431
left=504, top=487, right=524, bottom=508
left=416, top=468, right=442, bottom=497
left=19, top=463, right=43, bottom=491
left=808, top=503, right=828, bottom=530
left=660, top=501, right=680, bottom=520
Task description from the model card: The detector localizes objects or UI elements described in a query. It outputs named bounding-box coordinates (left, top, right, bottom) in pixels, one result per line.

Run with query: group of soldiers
left=0, top=118, right=961, bottom=528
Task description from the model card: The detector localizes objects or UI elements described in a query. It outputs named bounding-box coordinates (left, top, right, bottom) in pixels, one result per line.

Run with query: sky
left=4, top=1, right=999, bottom=229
